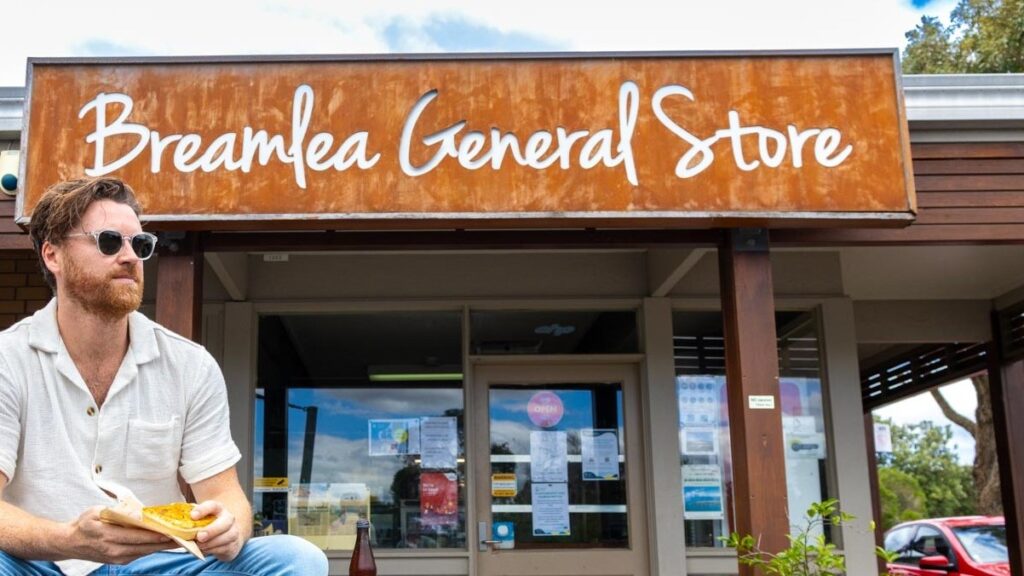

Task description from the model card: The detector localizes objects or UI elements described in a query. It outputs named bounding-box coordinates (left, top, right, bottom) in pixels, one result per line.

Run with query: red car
left=884, top=516, right=1009, bottom=575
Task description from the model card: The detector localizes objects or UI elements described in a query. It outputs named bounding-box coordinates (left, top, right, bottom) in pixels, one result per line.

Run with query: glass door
left=472, top=364, right=648, bottom=576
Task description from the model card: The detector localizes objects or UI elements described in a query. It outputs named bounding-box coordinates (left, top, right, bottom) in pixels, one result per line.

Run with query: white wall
left=245, top=251, right=647, bottom=300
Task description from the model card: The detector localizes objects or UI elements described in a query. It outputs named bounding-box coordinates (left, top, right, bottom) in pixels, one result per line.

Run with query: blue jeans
left=0, top=535, right=328, bottom=575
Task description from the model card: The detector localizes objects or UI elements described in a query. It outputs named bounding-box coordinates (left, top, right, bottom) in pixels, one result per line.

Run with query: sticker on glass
left=527, top=391, right=564, bottom=428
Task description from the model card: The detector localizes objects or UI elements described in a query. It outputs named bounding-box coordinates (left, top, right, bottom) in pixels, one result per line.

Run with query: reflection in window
left=489, top=384, right=629, bottom=548
left=952, top=525, right=1008, bottom=563
left=254, top=313, right=465, bottom=550
left=673, top=310, right=834, bottom=548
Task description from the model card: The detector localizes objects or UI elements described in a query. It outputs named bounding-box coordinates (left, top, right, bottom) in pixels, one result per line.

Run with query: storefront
left=1, top=52, right=1022, bottom=576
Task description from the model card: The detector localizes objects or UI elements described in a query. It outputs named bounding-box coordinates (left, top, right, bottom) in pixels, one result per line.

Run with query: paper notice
left=530, top=431, right=568, bottom=483
left=874, top=423, right=893, bottom=453
left=581, top=429, right=620, bottom=481
left=682, top=464, right=725, bottom=520
left=531, top=483, right=570, bottom=536
left=420, top=417, right=458, bottom=469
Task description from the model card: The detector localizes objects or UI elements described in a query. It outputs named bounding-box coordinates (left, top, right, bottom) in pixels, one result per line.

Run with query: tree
left=876, top=418, right=975, bottom=525
left=903, top=0, right=1024, bottom=73
left=931, top=375, right=1003, bottom=515
left=878, top=468, right=926, bottom=530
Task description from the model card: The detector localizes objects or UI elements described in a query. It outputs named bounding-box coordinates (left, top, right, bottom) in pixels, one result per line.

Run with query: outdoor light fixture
left=0, top=151, right=18, bottom=196
left=534, top=323, right=576, bottom=336
left=368, top=372, right=463, bottom=382
left=367, top=365, right=463, bottom=382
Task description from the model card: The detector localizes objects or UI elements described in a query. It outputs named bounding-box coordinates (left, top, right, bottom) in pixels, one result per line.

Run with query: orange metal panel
left=19, top=53, right=915, bottom=230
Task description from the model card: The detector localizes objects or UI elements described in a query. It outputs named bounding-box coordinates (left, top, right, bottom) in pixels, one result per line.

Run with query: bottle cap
left=357, top=519, right=370, bottom=529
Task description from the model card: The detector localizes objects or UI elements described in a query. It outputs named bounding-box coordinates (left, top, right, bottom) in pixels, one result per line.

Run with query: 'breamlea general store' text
left=78, top=82, right=854, bottom=190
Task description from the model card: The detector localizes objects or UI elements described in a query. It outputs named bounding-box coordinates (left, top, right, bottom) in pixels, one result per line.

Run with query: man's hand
left=192, top=500, right=244, bottom=562
left=65, top=505, right=176, bottom=564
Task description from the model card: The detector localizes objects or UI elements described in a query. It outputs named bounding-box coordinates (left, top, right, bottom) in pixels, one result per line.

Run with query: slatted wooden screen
left=777, top=316, right=822, bottom=378
left=998, top=300, right=1024, bottom=362
left=860, top=341, right=989, bottom=411
left=674, top=322, right=821, bottom=377
left=674, top=335, right=727, bottom=375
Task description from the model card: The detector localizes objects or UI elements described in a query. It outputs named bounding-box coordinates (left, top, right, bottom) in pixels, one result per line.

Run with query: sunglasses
left=66, top=230, right=158, bottom=260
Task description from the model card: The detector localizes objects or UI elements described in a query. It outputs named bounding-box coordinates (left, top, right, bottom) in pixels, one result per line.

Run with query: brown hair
left=29, top=177, right=143, bottom=291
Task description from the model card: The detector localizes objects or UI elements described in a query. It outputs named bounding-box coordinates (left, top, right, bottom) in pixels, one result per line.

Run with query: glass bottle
left=349, top=518, right=377, bottom=576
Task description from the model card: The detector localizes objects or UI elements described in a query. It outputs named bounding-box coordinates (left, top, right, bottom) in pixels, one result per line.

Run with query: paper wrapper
left=99, top=506, right=206, bottom=559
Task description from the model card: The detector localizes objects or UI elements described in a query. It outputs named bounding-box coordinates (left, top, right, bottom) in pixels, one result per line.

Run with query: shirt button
left=94, top=464, right=103, bottom=474
left=86, top=406, right=96, bottom=416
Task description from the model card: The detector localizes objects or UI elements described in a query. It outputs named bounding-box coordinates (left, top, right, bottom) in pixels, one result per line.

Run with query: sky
left=874, top=378, right=978, bottom=465
left=0, top=0, right=959, bottom=87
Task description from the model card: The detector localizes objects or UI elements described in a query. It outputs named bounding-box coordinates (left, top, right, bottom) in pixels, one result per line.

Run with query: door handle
left=478, top=521, right=500, bottom=551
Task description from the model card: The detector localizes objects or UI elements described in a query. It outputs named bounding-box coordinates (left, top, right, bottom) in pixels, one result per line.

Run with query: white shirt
left=0, top=299, right=242, bottom=576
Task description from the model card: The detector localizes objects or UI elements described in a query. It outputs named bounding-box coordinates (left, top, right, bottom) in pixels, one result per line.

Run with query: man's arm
left=189, top=466, right=252, bottom=562
left=0, top=473, right=174, bottom=563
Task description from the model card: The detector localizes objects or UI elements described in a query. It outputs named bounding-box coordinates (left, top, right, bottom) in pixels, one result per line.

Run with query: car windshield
left=952, top=524, right=1008, bottom=563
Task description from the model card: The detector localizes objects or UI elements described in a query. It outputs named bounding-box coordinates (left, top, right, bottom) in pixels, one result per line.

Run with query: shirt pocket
left=125, top=417, right=181, bottom=480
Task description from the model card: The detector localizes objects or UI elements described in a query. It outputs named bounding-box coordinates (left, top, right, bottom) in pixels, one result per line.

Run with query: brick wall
left=0, top=251, right=52, bottom=330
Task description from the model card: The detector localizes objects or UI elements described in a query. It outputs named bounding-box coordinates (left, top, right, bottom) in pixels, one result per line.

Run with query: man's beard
left=63, top=255, right=144, bottom=321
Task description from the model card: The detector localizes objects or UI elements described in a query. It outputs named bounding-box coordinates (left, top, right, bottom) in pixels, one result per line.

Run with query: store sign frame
left=17, top=51, right=916, bottom=230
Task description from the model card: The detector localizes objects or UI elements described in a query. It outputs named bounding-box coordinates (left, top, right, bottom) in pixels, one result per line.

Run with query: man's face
left=53, top=199, right=145, bottom=321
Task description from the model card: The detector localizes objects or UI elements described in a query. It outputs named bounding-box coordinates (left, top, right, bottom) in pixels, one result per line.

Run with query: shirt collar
left=28, top=298, right=161, bottom=365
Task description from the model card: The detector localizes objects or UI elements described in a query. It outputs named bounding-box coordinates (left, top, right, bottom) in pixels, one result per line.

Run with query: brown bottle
left=349, top=518, right=377, bottom=576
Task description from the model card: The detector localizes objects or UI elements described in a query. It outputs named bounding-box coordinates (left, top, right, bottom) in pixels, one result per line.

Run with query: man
left=0, top=177, right=328, bottom=575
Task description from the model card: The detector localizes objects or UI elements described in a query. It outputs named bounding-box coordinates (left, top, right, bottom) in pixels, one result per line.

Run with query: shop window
left=470, top=310, right=639, bottom=355
left=254, top=312, right=465, bottom=551
left=673, top=310, right=834, bottom=548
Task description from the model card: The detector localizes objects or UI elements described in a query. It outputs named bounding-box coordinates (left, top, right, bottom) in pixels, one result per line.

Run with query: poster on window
left=420, top=472, right=459, bottom=528
left=530, top=431, right=568, bottom=483
left=783, top=416, right=826, bottom=459
left=531, top=483, right=571, bottom=536
left=581, top=429, right=620, bottom=481
left=779, top=377, right=819, bottom=417
left=420, top=417, right=458, bottom=469
left=874, top=423, right=893, bottom=453
left=682, top=427, right=719, bottom=456
left=368, top=419, right=421, bottom=456
left=682, top=465, right=725, bottom=520
left=288, top=483, right=370, bottom=538
left=677, top=376, right=721, bottom=428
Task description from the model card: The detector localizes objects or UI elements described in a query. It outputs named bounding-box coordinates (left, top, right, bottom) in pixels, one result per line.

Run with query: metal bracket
left=730, top=228, right=769, bottom=253
left=156, top=231, right=187, bottom=254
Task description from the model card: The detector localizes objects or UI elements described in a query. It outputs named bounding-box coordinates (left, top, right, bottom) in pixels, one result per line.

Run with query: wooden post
left=155, top=232, right=203, bottom=503
left=718, top=229, right=790, bottom=565
left=155, top=233, right=203, bottom=341
left=989, top=324, right=1024, bottom=576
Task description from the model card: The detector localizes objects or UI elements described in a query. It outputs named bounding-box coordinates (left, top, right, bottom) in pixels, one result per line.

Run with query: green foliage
left=904, top=16, right=959, bottom=73
left=876, top=418, right=975, bottom=526
left=721, top=499, right=893, bottom=575
left=903, top=0, right=1024, bottom=73
left=877, top=468, right=926, bottom=530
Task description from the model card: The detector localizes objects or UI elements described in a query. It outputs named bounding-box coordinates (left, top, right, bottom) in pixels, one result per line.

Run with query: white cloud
left=874, top=378, right=978, bottom=465
left=282, top=433, right=414, bottom=503
left=1, top=0, right=959, bottom=86
left=310, top=388, right=462, bottom=419
left=490, top=419, right=535, bottom=454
